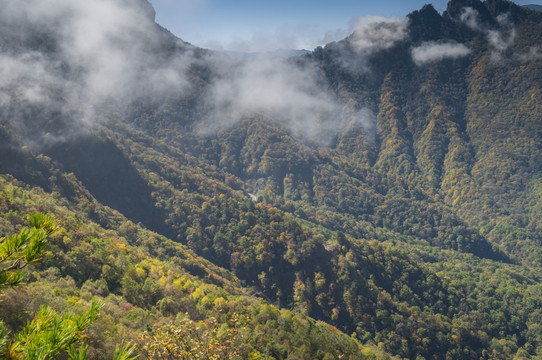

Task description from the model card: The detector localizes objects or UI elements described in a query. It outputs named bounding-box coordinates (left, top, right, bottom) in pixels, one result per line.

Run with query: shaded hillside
left=45, top=135, right=172, bottom=238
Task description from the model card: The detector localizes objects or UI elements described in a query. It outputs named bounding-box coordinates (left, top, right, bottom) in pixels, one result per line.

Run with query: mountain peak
left=443, top=0, right=493, bottom=24
left=444, top=0, right=528, bottom=23
left=408, top=4, right=447, bottom=42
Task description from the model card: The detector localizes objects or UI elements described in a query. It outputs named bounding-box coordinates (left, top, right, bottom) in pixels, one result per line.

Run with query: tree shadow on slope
left=45, top=134, right=172, bottom=237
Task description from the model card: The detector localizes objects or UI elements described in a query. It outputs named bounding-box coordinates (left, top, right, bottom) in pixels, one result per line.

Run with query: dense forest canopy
left=1, top=0, right=542, bottom=358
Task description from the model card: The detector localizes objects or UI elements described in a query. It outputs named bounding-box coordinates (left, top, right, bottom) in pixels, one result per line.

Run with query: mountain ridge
left=524, top=4, right=542, bottom=11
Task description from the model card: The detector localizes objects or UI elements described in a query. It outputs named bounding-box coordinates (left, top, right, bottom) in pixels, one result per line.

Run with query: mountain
left=224, top=49, right=312, bottom=60
left=1, top=0, right=542, bottom=359
left=524, top=4, right=542, bottom=11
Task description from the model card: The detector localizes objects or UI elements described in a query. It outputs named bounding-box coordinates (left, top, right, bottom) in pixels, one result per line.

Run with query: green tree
left=0, top=213, right=55, bottom=289
left=6, top=300, right=101, bottom=359
left=0, top=213, right=137, bottom=360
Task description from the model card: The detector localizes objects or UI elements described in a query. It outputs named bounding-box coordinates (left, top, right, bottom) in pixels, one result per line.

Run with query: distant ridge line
left=524, top=4, right=542, bottom=12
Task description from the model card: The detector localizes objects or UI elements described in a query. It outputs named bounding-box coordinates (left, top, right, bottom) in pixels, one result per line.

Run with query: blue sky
left=149, top=0, right=541, bottom=52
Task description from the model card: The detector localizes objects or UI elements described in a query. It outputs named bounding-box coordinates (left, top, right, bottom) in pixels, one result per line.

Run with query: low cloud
left=198, top=54, right=374, bottom=145
left=0, top=0, right=195, bottom=148
left=202, top=23, right=333, bottom=53
left=321, top=28, right=350, bottom=46
left=324, top=16, right=409, bottom=74
left=411, top=41, right=471, bottom=65
left=195, top=16, right=407, bottom=143
left=349, top=16, right=409, bottom=54
left=488, top=13, right=516, bottom=57
left=514, top=46, right=541, bottom=62
left=0, top=0, right=374, bottom=149
left=460, top=7, right=482, bottom=31
left=458, top=7, right=526, bottom=64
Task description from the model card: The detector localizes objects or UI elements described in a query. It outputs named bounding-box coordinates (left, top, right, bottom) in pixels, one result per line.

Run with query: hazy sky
left=149, top=0, right=541, bottom=52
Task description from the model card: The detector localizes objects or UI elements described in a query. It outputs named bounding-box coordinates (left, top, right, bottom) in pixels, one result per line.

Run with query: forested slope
left=1, top=0, right=542, bottom=358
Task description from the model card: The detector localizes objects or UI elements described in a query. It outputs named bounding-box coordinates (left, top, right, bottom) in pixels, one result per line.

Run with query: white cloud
left=0, top=0, right=195, bottom=147
left=411, top=41, right=471, bottom=65
left=0, top=0, right=375, bottom=148
left=350, top=16, right=409, bottom=53
left=200, top=23, right=344, bottom=53
left=487, top=28, right=516, bottom=52
left=460, top=7, right=482, bottom=31
left=514, top=46, right=541, bottom=62
left=458, top=7, right=524, bottom=64
left=197, top=54, right=374, bottom=145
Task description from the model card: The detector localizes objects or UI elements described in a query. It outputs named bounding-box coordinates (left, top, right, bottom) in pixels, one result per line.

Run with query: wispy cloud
left=200, top=22, right=348, bottom=54
left=0, top=0, right=374, bottom=148
left=514, top=46, right=541, bottom=62
left=458, top=7, right=528, bottom=64
left=460, top=7, right=482, bottom=31
left=0, top=0, right=195, bottom=148
left=487, top=13, right=516, bottom=58
left=198, top=54, right=374, bottom=145
left=411, top=41, right=471, bottom=65
left=350, top=16, right=409, bottom=54
left=322, top=15, right=409, bottom=74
